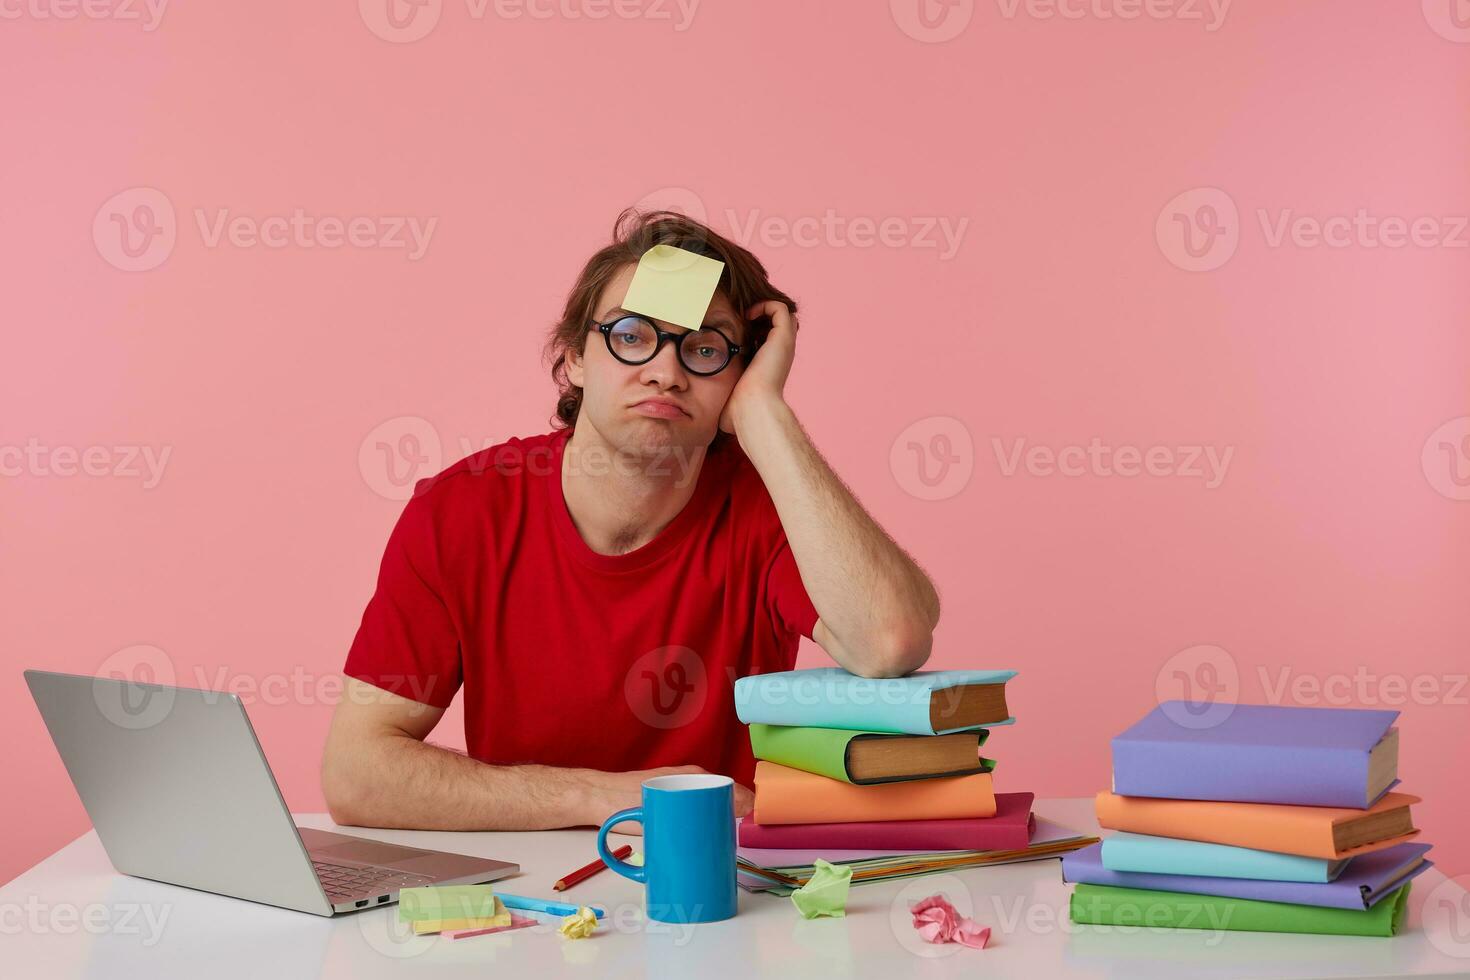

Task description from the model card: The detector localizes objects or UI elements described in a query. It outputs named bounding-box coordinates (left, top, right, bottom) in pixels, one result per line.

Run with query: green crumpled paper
left=790, top=858, right=853, bottom=919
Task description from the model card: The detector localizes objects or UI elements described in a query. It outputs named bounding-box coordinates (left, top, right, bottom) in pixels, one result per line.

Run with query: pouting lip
left=630, top=398, right=690, bottom=417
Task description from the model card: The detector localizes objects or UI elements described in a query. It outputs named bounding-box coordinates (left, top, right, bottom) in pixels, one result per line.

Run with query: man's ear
left=566, top=344, right=584, bottom=387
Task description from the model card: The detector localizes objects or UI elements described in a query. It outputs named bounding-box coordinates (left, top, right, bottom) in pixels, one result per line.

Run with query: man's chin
left=616, top=418, right=709, bottom=460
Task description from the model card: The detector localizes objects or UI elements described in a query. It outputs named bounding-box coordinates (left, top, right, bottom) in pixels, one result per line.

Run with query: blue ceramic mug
left=596, top=773, right=737, bottom=923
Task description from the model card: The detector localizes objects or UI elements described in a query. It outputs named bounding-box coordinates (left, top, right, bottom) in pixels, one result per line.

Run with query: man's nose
left=638, top=336, right=688, bottom=388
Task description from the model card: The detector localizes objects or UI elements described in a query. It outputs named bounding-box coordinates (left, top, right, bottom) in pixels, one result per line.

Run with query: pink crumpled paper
left=909, top=894, right=991, bottom=949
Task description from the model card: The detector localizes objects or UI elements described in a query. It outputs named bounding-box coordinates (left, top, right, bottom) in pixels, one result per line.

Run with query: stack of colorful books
left=1064, top=702, right=1432, bottom=937
left=732, top=667, right=1097, bottom=893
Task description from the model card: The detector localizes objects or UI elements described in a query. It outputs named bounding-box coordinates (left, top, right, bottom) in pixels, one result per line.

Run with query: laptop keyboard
left=313, top=860, right=434, bottom=903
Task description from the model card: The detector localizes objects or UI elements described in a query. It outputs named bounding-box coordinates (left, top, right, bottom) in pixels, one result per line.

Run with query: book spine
left=734, top=678, right=935, bottom=734
left=1068, top=884, right=1409, bottom=937
left=1111, top=737, right=1366, bottom=807
left=1101, top=835, right=1333, bottom=882
left=1065, top=849, right=1363, bottom=909
left=747, top=725, right=852, bottom=782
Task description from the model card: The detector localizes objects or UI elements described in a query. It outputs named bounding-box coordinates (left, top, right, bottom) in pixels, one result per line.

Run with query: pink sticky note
left=443, top=912, right=538, bottom=940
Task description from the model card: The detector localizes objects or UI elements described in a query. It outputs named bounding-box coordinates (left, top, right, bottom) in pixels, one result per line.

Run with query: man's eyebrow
left=603, top=306, right=743, bottom=339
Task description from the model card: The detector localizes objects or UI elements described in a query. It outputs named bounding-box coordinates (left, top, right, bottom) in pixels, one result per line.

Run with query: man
left=322, top=210, right=940, bottom=832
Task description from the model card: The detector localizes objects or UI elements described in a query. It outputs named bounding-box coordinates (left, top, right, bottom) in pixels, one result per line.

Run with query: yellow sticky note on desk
left=410, top=896, right=511, bottom=935
left=622, top=244, right=725, bottom=330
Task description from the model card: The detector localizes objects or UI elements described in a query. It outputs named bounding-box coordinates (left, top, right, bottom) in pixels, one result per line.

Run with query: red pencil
left=554, top=844, right=632, bottom=891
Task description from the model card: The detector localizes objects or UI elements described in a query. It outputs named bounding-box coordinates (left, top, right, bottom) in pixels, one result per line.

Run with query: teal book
left=1101, top=832, right=1347, bottom=883
left=733, top=668, right=1016, bottom=735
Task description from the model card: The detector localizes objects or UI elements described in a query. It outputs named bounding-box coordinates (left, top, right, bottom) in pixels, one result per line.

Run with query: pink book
left=738, top=791, right=1035, bottom=850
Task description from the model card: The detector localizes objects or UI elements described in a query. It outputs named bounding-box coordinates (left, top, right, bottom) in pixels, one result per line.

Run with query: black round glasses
left=588, top=314, right=743, bottom=377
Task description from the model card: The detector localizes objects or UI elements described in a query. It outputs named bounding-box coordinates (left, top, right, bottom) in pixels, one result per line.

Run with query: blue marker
left=496, top=893, right=606, bottom=919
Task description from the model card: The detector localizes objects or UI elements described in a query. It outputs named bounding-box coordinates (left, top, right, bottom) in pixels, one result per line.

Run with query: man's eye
left=613, top=332, right=640, bottom=346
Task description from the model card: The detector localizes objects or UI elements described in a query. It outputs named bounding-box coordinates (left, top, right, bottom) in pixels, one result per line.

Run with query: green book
left=748, top=723, right=994, bottom=785
left=1069, top=883, right=1411, bottom=937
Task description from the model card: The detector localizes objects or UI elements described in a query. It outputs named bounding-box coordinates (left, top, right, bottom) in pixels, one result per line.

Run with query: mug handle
left=596, top=807, right=647, bottom=883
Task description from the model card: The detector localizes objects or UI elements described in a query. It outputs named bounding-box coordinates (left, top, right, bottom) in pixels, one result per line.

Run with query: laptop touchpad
left=314, top=840, right=435, bottom=865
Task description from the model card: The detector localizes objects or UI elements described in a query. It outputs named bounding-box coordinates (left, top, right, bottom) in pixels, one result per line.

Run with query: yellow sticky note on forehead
left=622, top=244, right=725, bottom=330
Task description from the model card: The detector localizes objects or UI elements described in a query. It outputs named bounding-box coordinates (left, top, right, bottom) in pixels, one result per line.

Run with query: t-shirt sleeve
left=765, top=536, right=819, bottom=640
left=343, top=492, right=462, bottom=709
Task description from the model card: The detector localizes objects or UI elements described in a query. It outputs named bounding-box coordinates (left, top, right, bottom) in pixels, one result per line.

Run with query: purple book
left=1111, top=702, right=1400, bottom=808
left=1062, top=841, right=1433, bottom=910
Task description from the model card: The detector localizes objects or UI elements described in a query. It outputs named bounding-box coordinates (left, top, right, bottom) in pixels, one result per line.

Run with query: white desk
left=3, top=798, right=1468, bottom=979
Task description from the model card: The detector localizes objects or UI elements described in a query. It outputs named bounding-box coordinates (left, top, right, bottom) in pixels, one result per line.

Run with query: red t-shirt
left=343, top=427, right=818, bottom=788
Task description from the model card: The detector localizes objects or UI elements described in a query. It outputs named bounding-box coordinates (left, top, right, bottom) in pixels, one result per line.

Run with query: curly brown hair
left=544, top=208, right=798, bottom=433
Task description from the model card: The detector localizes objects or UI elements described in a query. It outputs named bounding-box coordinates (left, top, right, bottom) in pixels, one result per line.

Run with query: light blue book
left=732, top=667, right=1016, bottom=735
left=1100, top=832, right=1349, bottom=883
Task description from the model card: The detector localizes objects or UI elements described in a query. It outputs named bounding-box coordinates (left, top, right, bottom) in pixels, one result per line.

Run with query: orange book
left=752, top=761, right=996, bottom=825
left=1094, top=791, right=1421, bottom=860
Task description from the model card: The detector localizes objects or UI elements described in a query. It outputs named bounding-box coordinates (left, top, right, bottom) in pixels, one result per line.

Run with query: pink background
left=3, top=1, right=1467, bottom=888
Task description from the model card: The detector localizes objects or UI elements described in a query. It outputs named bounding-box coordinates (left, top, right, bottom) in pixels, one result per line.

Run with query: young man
left=321, top=210, right=940, bottom=832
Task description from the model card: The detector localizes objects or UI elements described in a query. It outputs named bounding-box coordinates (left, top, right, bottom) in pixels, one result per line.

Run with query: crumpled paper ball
left=790, top=858, right=853, bottom=919
left=558, top=906, right=598, bottom=939
left=909, top=893, right=990, bottom=949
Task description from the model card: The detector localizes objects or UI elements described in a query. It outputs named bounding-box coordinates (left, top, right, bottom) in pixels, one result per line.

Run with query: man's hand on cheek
left=719, top=300, right=798, bottom=437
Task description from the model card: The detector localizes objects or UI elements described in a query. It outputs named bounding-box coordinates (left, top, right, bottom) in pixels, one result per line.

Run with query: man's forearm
left=735, top=400, right=940, bottom=675
left=326, top=730, right=605, bottom=831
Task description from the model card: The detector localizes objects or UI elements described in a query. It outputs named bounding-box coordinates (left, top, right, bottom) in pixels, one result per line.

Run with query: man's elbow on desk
left=817, top=618, right=934, bottom=679
left=321, top=749, right=371, bottom=827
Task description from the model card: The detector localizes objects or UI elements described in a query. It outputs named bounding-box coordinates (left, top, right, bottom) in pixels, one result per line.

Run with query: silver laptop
left=25, top=669, right=518, bottom=916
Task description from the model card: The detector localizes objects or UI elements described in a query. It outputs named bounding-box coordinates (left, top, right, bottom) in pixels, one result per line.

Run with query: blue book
left=733, top=667, right=1016, bottom=735
left=1065, top=842, right=1433, bottom=911
left=1111, top=702, right=1400, bottom=808
left=1101, top=832, right=1347, bottom=882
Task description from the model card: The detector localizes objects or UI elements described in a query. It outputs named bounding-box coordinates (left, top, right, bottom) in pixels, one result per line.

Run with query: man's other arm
left=321, top=677, right=751, bottom=830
